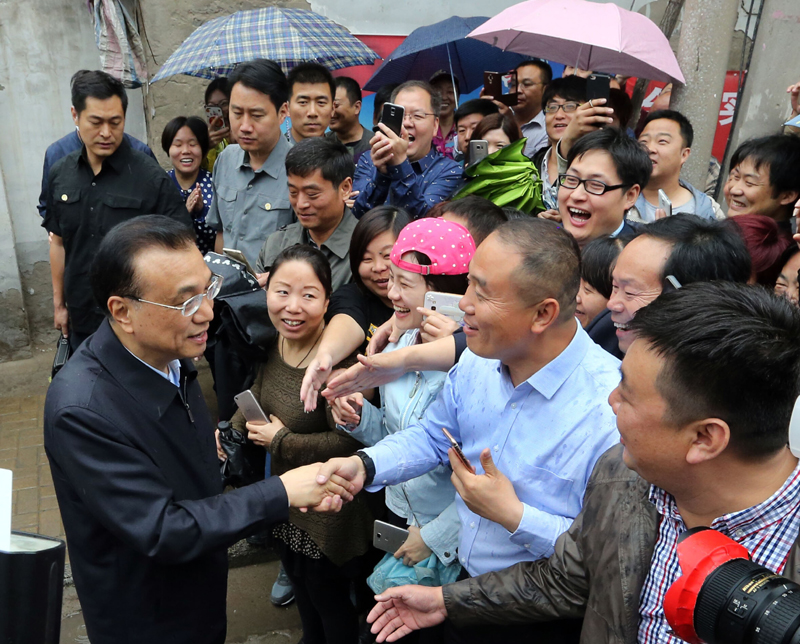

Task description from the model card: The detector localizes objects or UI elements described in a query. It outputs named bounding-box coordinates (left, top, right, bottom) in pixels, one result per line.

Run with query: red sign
left=331, top=35, right=406, bottom=93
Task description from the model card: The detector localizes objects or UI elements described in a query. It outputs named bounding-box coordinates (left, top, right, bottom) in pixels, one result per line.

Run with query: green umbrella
left=454, top=138, right=544, bottom=213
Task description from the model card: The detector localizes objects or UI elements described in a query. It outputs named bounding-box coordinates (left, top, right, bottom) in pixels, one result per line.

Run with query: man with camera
left=362, top=282, right=800, bottom=644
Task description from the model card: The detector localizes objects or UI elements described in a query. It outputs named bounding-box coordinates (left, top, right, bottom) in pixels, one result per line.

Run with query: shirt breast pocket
left=515, top=465, right=575, bottom=518
left=215, top=185, right=238, bottom=231
left=52, top=188, right=83, bottom=241
left=100, top=193, right=144, bottom=232
left=254, top=196, right=293, bottom=228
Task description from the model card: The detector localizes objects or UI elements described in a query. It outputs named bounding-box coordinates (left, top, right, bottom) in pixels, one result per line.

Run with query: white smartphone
left=223, top=247, right=257, bottom=277
left=423, top=291, right=465, bottom=324
left=658, top=189, right=673, bottom=217
left=373, top=520, right=409, bottom=554
left=233, top=390, right=268, bottom=424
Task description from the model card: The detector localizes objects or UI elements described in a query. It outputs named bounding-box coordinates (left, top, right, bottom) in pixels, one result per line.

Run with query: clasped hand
left=370, top=124, right=409, bottom=173
left=246, top=415, right=285, bottom=448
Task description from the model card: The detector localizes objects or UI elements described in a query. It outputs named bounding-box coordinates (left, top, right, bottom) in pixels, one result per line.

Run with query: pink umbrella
left=468, top=0, right=685, bottom=84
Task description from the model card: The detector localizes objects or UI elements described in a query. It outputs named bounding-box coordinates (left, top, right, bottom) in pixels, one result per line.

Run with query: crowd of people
left=39, top=53, right=800, bottom=644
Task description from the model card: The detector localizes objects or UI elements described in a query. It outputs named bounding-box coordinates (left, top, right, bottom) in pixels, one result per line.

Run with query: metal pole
left=670, top=0, right=739, bottom=190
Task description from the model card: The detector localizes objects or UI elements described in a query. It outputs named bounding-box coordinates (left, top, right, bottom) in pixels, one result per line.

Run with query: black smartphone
left=375, top=102, right=405, bottom=136
left=483, top=71, right=518, bottom=107
left=586, top=75, right=611, bottom=102
left=467, top=140, right=489, bottom=167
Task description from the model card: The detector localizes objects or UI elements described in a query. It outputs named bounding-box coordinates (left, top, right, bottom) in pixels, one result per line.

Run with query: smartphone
left=442, top=428, right=475, bottom=474
left=467, top=140, right=489, bottom=168
left=375, top=102, right=405, bottom=136
left=205, top=105, right=225, bottom=127
left=586, top=75, right=611, bottom=103
left=483, top=70, right=518, bottom=107
left=223, top=247, right=257, bottom=277
left=373, top=520, right=409, bottom=554
left=423, top=291, right=465, bottom=324
left=233, top=390, right=269, bottom=424
left=658, top=189, right=673, bottom=217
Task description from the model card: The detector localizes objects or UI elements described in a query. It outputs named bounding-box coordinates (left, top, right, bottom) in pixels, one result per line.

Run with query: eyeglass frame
left=557, top=174, right=632, bottom=196
left=404, top=111, right=436, bottom=123
left=126, top=273, right=224, bottom=317
left=544, top=101, right=581, bottom=114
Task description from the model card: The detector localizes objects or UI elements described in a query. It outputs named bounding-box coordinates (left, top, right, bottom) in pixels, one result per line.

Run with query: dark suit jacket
left=44, top=320, right=289, bottom=644
left=585, top=308, right=623, bottom=360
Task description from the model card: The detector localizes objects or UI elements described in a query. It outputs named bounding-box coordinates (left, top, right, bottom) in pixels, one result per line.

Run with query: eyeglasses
left=128, top=274, right=224, bottom=317
left=544, top=102, right=580, bottom=114
left=558, top=174, right=630, bottom=196
left=405, top=111, right=435, bottom=123
left=205, top=101, right=229, bottom=110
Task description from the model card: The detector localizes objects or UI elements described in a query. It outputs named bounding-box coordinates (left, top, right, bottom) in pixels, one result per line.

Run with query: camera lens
left=694, top=558, right=800, bottom=644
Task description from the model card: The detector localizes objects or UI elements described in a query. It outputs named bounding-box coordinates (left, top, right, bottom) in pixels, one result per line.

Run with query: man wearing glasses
left=352, top=80, right=463, bottom=219
left=44, top=216, right=354, bottom=644
left=512, top=60, right=552, bottom=157
left=556, top=128, right=652, bottom=248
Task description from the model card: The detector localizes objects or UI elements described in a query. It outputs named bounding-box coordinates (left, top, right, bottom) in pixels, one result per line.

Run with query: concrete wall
left=0, top=0, right=147, bottom=358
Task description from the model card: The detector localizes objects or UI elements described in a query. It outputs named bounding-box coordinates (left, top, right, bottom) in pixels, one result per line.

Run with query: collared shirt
left=256, top=207, right=357, bottom=291
left=352, top=147, right=463, bottom=219
left=638, top=462, right=800, bottom=644
left=168, top=168, right=216, bottom=256
left=539, top=145, right=558, bottom=210
left=364, top=324, right=621, bottom=576
left=520, top=110, right=548, bottom=158
left=43, top=138, right=190, bottom=335
left=432, top=122, right=457, bottom=160
left=125, top=346, right=181, bottom=387
left=325, top=128, right=372, bottom=160
left=38, top=129, right=155, bottom=218
left=206, top=138, right=293, bottom=267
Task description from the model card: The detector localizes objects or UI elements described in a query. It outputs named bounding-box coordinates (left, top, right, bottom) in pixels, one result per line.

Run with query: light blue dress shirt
left=363, top=324, right=621, bottom=576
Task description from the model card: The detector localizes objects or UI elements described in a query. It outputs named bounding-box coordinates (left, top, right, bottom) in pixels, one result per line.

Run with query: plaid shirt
left=638, top=460, right=800, bottom=643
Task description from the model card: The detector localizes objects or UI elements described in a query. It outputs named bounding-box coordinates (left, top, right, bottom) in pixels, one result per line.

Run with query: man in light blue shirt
left=319, top=219, right=620, bottom=578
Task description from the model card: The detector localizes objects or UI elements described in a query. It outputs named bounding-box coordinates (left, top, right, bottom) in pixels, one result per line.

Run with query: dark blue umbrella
left=363, top=16, right=530, bottom=94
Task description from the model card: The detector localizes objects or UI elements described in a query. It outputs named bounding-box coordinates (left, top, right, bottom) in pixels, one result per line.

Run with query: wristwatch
left=355, top=450, right=375, bottom=486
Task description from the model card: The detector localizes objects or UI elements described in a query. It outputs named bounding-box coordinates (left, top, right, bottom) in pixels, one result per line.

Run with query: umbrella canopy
left=364, top=16, right=529, bottom=93
left=151, top=7, right=380, bottom=82
left=468, top=0, right=684, bottom=84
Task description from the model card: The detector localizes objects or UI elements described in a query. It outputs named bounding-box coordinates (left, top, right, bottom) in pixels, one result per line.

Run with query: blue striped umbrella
left=151, top=7, right=380, bottom=82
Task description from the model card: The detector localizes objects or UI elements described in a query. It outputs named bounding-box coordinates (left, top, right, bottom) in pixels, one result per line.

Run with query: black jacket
left=44, top=320, right=289, bottom=644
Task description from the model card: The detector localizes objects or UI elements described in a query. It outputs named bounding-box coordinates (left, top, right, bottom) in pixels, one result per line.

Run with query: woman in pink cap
left=330, top=219, right=476, bottom=618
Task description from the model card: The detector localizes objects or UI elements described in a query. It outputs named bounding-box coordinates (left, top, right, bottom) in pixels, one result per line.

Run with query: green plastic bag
left=454, top=138, right=544, bottom=213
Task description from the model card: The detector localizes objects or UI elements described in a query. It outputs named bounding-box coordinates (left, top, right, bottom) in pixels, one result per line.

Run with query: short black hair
left=335, top=76, right=362, bottom=105
left=287, top=62, right=335, bottom=101
left=581, top=236, right=626, bottom=299
left=373, top=83, right=399, bottom=123
left=516, top=59, right=553, bottom=85
left=542, top=76, right=587, bottom=108
left=441, top=196, right=508, bottom=246
left=228, top=59, right=288, bottom=111
left=501, top=206, right=527, bottom=220
left=730, top=135, right=800, bottom=201
left=204, top=77, right=230, bottom=104
left=267, top=244, right=333, bottom=300
left=629, top=282, right=800, bottom=459
left=642, top=109, right=694, bottom=148
left=608, top=89, right=633, bottom=130
left=567, top=128, right=652, bottom=190
left=454, top=99, right=499, bottom=126
left=349, top=206, right=412, bottom=295
left=91, top=215, right=196, bottom=316
left=285, top=137, right=354, bottom=189
left=494, top=218, right=580, bottom=321
left=471, top=113, right=521, bottom=146
left=161, top=116, right=210, bottom=159
left=71, top=70, right=128, bottom=115
left=642, top=214, right=752, bottom=286
left=392, top=81, right=442, bottom=118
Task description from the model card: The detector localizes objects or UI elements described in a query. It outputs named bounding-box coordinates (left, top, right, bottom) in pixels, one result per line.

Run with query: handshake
left=277, top=456, right=367, bottom=513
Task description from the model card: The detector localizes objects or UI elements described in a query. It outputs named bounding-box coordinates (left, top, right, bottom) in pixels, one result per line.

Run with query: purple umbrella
left=468, top=0, right=684, bottom=84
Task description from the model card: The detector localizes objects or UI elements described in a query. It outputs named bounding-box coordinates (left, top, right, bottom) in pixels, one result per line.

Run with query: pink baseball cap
left=390, top=219, right=476, bottom=276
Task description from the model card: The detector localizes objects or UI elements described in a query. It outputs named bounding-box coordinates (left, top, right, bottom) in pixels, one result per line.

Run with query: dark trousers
left=67, top=330, right=91, bottom=354
left=280, top=548, right=360, bottom=644
left=439, top=569, right=583, bottom=644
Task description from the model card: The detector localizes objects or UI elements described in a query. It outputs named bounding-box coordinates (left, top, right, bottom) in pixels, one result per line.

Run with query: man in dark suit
left=43, top=216, right=352, bottom=644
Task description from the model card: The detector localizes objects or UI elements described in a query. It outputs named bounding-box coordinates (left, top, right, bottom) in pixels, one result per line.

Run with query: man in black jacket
left=44, top=216, right=352, bottom=644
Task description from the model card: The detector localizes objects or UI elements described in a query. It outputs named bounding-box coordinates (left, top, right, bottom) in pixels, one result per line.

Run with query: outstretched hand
left=368, top=585, right=448, bottom=642
left=301, top=351, right=334, bottom=412
left=278, top=462, right=356, bottom=513
left=323, top=352, right=407, bottom=400
left=316, top=455, right=368, bottom=497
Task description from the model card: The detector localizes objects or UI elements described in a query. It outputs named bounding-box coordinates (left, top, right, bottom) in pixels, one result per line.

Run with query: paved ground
left=0, top=345, right=303, bottom=643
